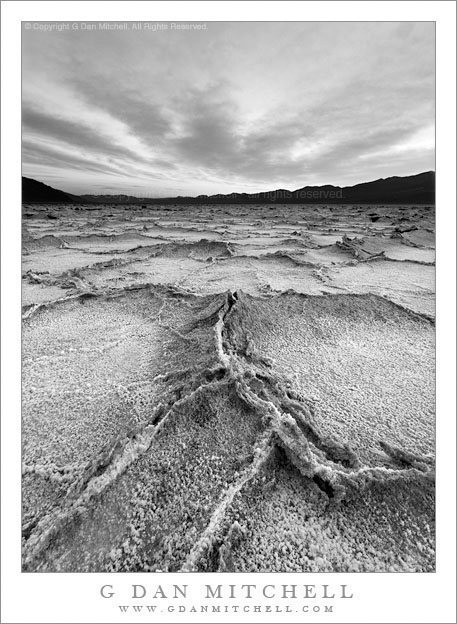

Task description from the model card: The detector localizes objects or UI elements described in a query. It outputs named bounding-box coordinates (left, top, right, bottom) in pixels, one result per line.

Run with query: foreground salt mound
left=22, top=286, right=434, bottom=572
left=218, top=448, right=433, bottom=572
left=226, top=291, right=435, bottom=464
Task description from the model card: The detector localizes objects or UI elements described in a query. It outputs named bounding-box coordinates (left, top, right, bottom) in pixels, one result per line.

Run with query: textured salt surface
left=22, top=203, right=435, bottom=572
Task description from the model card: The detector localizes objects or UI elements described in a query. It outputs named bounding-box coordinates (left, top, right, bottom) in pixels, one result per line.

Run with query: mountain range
left=22, top=171, right=435, bottom=205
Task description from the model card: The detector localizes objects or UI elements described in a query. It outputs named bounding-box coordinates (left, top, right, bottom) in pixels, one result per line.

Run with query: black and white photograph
left=1, top=2, right=456, bottom=623
left=20, top=19, right=437, bottom=574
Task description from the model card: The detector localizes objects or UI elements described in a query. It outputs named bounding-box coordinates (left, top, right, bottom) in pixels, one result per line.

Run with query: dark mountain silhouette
left=22, top=177, right=78, bottom=203
left=335, top=171, right=435, bottom=204
left=22, top=171, right=435, bottom=205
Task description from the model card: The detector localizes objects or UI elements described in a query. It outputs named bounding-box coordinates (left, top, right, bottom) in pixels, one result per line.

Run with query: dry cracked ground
left=22, top=203, right=435, bottom=572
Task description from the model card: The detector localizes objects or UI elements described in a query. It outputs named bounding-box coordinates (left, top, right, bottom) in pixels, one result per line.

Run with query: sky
left=22, top=21, right=435, bottom=197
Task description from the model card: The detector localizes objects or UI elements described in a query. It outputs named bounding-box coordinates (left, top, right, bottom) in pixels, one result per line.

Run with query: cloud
left=22, top=139, right=128, bottom=177
left=70, top=77, right=173, bottom=145
left=22, top=105, right=140, bottom=161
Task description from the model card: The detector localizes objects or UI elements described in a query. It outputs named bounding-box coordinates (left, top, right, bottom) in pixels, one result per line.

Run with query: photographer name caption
left=100, top=583, right=353, bottom=615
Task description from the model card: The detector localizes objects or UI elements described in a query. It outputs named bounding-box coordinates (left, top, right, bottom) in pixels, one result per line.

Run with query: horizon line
left=23, top=170, right=436, bottom=200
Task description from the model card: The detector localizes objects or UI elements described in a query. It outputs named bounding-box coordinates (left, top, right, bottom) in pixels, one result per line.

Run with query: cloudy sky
left=22, top=22, right=435, bottom=196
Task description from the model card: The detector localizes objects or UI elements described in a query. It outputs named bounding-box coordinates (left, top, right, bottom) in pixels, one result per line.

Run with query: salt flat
left=22, top=203, right=435, bottom=572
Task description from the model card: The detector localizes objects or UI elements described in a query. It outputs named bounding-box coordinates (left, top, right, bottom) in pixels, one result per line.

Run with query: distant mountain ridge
left=22, top=171, right=435, bottom=205
left=22, top=177, right=79, bottom=203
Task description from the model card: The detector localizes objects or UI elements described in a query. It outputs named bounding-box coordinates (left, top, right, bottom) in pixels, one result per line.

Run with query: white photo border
left=1, top=2, right=455, bottom=623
